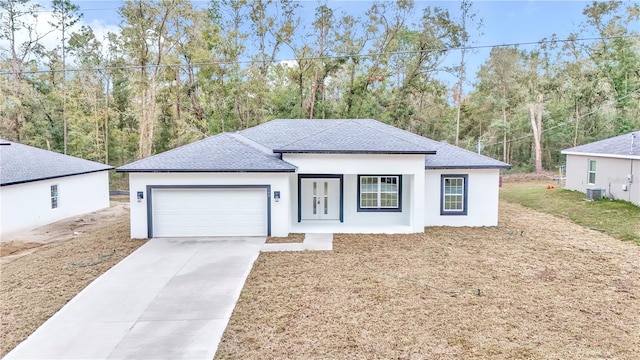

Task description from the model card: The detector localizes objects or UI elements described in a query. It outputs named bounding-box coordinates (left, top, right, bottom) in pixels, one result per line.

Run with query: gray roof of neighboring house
left=117, top=119, right=510, bottom=172
left=561, top=130, right=640, bottom=159
left=0, top=139, right=113, bottom=186
left=116, top=133, right=297, bottom=172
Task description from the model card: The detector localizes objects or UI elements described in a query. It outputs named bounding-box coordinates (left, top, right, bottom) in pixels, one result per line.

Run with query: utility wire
left=1, top=34, right=638, bottom=76
left=31, top=7, right=121, bottom=13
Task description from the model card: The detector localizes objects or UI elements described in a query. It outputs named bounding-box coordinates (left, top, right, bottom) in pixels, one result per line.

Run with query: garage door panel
left=151, top=188, right=268, bottom=237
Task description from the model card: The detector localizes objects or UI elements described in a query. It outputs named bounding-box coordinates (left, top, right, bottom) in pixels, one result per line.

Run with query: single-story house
left=0, top=140, right=113, bottom=236
left=561, top=130, right=640, bottom=206
left=117, top=119, right=510, bottom=238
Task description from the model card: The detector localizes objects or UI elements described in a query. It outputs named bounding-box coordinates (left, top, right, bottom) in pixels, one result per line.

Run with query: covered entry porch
left=290, top=173, right=417, bottom=234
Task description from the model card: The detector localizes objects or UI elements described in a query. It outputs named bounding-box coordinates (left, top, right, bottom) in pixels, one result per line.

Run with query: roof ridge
left=227, top=132, right=275, bottom=155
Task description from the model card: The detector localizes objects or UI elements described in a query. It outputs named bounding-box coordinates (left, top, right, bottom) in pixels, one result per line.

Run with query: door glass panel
left=324, top=182, right=328, bottom=214
left=313, top=182, right=317, bottom=214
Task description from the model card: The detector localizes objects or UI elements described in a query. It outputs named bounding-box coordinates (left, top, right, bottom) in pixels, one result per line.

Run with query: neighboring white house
left=117, top=119, right=510, bottom=238
left=561, top=130, right=640, bottom=206
left=0, top=140, right=113, bottom=237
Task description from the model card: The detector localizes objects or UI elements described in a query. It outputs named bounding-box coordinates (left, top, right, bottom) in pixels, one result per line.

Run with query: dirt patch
left=0, top=242, right=42, bottom=257
left=109, top=195, right=130, bottom=203
left=217, top=201, right=640, bottom=359
left=265, top=233, right=305, bottom=244
left=0, top=202, right=146, bottom=357
left=0, top=201, right=129, bottom=264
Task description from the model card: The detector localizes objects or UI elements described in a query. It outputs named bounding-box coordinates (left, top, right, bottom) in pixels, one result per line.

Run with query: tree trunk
left=502, top=105, right=507, bottom=163
left=104, top=76, right=109, bottom=164
left=573, top=102, right=580, bottom=147
left=309, top=69, right=318, bottom=119
left=454, top=82, right=462, bottom=147
left=94, top=91, right=100, bottom=161
left=175, top=69, right=181, bottom=124
left=529, top=94, right=543, bottom=173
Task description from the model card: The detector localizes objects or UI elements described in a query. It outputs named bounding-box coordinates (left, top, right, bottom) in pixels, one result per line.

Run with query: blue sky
left=30, top=1, right=628, bottom=90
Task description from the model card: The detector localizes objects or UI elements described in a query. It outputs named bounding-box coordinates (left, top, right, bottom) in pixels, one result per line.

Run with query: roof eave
left=561, top=151, right=640, bottom=160
left=116, top=168, right=297, bottom=173
left=425, top=165, right=512, bottom=170
left=273, top=150, right=437, bottom=155
left=1, top=167, right=113, bottom=187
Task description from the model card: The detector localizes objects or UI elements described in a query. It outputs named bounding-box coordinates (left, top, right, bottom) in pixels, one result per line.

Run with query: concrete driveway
left=3, top=237, right=265, bottom=360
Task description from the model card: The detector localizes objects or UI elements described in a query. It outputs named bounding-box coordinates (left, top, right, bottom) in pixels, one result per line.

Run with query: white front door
left=301, top=178, right=340, bottom=220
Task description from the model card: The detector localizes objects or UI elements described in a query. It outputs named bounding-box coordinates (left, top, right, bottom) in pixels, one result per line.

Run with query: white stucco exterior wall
left=283, top=154, right=426, bottom=233
left=127, top=172, right=291, bottom=238
left=424, top=168, right=501, bottom=227
left=0, top=171, right=110, bottom=236
left=565, top=154, right=639, bottom=206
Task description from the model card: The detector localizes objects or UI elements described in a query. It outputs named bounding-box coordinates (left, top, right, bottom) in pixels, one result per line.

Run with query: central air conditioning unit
left=586, top=187, right=605, bottom=201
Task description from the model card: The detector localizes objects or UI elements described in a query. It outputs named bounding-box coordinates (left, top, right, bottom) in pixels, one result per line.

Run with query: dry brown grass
left=217, top=201, right=640, bottom=359
left=0, top=221, right=147, bottom=357
left=265, top=233, right=305, bottom=244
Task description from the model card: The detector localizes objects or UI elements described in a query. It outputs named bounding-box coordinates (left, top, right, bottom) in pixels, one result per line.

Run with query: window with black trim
left=440, top=175, right=468, bottom=215
left=51, top=184, right=58, bottom=209
left=358, top=175, right=401, bottom=212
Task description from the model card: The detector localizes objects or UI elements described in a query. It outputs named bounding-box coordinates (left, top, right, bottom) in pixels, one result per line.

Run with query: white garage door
left=151, top=187, right=268, bottom=237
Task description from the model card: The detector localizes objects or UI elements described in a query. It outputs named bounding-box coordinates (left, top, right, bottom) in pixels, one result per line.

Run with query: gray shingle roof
left=241, top=119, right=436, bottom=154
left=0, top=140, right=112, bottom=186
left=117, top=119, right=510, bottom=172
left=116, top=133, right=296, bottom=172
left=425, top=142, right=511, bottom=169
left=240, top=119, right=340, bottom=149
left=561, top=130, right=640, bottom=159
left=333, top=119, right=510, bottom=169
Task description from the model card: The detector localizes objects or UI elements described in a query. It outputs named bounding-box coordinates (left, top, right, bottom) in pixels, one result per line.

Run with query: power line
left=1, top=34, right=638, bottom=76
left=31, top=7, right=121, bottom=13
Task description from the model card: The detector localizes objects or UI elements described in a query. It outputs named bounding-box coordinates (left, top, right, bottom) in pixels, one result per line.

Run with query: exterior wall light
left=274, top=191, right=280, bottom=202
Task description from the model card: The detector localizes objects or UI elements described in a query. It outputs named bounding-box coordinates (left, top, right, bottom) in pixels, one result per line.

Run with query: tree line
left=1, top=0, right=639, bottom=174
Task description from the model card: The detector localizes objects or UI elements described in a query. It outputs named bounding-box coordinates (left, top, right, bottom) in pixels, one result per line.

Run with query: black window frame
left=357, top=175, right=402, bottom=212
left=440, top=174, right=468, bottom=216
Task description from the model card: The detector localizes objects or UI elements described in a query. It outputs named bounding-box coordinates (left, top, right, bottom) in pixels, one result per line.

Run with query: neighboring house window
left=51, top=184, right=59, bottom=209
left=588, top=160, right=596, bottom=184
left=441, top=175, right=468, bottom=215
left=358, top=175, right=402, bottom=212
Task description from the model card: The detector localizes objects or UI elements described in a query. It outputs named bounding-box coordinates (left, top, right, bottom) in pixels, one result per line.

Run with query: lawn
left=216, top=201, right=640, bottom=359
left=500, top=180, right=640, bottom=244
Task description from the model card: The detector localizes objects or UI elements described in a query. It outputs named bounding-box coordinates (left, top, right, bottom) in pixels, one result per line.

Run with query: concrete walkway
left=3, top=237, right=265, bottom=360
left=262, top=233, right=333, bottom=252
